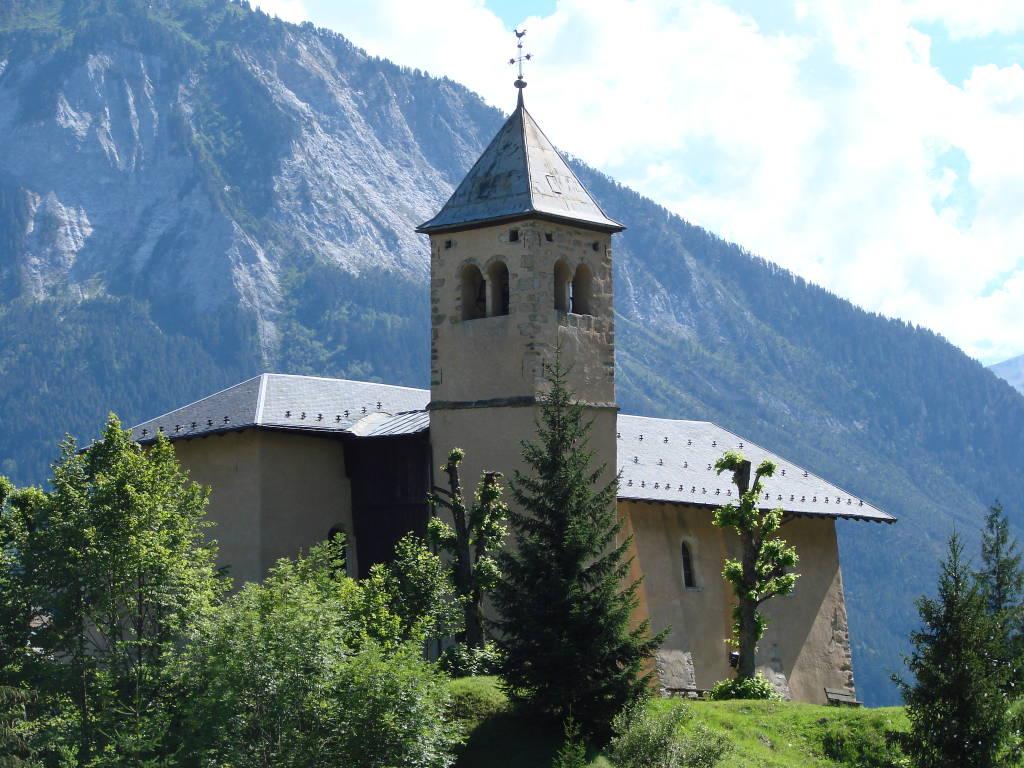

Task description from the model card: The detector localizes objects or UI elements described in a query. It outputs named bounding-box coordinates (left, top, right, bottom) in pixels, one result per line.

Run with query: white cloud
left=904, top=0, right=1024, bottom=39
left=295, top=0, right=1024, bottom=364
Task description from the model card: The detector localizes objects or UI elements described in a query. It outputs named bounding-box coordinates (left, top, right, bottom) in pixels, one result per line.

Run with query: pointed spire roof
left=417, top=97, right=624, bottom=234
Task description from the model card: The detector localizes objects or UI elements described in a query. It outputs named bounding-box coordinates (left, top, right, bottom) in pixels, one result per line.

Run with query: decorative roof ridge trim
left=254, top=373, right=269, bottom=427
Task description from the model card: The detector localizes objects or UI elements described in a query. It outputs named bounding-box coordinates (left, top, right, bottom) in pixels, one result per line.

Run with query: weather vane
left=509, top=28, right=531, bottom=93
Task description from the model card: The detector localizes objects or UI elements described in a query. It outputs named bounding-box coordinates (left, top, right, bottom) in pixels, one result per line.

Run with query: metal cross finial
left=509, top=28, right=532, bottom=96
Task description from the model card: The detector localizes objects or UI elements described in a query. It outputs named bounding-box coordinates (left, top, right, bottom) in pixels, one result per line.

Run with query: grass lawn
left=447, top=676, right=910, bottom=768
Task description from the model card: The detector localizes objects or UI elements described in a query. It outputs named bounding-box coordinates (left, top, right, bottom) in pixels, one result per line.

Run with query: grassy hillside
left=448, top=677, right=910, bottom=768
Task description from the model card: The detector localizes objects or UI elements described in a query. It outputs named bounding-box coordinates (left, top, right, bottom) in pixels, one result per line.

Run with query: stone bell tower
left=417, top=66, right=624, bottom=503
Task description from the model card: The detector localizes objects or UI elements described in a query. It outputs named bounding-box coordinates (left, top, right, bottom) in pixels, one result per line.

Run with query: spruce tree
left=976, top=501, right=1023, bottom=696
left=492, top=359, right=664, bottom=738
left=894, top=533, right=1012, bottom=768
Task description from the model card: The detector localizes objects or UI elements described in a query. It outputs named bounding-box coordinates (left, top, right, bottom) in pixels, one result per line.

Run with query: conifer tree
left=976, top=501, right=1024, bottom=696
left=894, top=533, right=1012, bottom=768
left=492, top=359, right=664, bottom=738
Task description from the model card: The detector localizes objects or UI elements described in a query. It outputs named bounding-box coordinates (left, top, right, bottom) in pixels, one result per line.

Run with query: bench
left=824, top=687, right=862, bottom=707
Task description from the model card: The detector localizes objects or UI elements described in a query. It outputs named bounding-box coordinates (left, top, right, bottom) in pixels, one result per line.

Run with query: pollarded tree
left=492, top=359, right=664, bottom=738
left=895, top=533, right=1013, bottom=768
left=427, top=448, right=508, bottom=651
left=712, top=451, right=799, bottom=684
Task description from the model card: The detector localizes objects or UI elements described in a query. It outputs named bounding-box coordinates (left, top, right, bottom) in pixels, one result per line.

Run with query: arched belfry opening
left=460, top=264, right=486, bottom=320
left=488, top=261, right=510, bottom=316
left=572, top=263, right=593, bottom=315
left=554, top=260, right=572, bottom=312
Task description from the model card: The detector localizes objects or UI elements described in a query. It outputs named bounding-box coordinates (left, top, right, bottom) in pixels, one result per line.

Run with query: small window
left=545, top=232, right=554, bottom=242
left=444, top=239, right=453, bottom=249
left=553, top=260, right=571, bottom=312
left=681, top=541, right=696, bottom=589
left=571, top=263, right=593, bottom=315
left=487, top=261, right=510, bottom=316
left=509, top=229, right=519, bottom=242
left=460, top=264, right=486, bottom=320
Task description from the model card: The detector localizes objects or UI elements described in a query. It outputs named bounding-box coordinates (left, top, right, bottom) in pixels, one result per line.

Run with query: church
left=131, top=80, right=894, bottom=704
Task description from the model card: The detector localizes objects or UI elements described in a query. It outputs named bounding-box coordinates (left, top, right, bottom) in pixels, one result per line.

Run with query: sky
left=253, top=0, right=1024, bottom=366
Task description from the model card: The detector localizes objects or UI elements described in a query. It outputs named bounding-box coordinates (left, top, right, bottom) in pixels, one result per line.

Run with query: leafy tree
left=0, top=478, right=40, bottom=681
left=894, top=534, right=1013, bottom=768
left=182, top=541, right=458, bottom=768
left=976, top=501, right=1024, bottom=696
left=492, top=359, right=664, bottom=738
left=3, top=416, right=226, bottom=765
left=428, top=449, right=508, bottom=651
left=712, top=451, right=799, bottom=683
left=361, top=532, right=464, bottom=645
left=0, top=685, right=34, bottom=768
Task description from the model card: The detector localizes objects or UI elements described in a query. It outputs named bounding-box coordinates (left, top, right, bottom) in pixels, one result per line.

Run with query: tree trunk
left=734, top=461, right=758, bottom=681
left=738, top=529, right=759, bottom=680
left=443, top=459, right=483, bottom=648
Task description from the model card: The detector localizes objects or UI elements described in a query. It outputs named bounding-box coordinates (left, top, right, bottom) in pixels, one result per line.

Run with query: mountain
left=2, top=0, right=1022, bottom=705
left=991, top=354, right=1024, bottom=395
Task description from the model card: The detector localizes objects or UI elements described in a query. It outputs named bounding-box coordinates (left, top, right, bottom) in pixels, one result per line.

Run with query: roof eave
left=416, top=210, right=625, bottom=236
left=616, top=494, right=896, bottom=524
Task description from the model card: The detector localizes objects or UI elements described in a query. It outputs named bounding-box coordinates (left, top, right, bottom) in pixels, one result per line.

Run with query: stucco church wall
left=429, top=406, right=618, bottom=517
left=171, top=429, right=353, bottom=586
left=621, top=500, right=854, bottom=704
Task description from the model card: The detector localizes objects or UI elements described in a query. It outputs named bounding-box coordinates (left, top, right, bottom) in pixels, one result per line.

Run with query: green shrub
left=821, top=722, right=907, bottom=768
left=440, top=641, right=504, bottom=678
left=183, top=543, right=460, bottom=768
left=445, top=676, right=508, bottom=731
left=609, top=700, right=731, bottom=768
left=708, top=674, right=780, bottom=701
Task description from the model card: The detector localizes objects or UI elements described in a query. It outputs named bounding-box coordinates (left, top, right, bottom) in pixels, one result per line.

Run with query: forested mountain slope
left=991, top=354, right=1024, bottom=395
left=1, top=0, right=1021, bottom=705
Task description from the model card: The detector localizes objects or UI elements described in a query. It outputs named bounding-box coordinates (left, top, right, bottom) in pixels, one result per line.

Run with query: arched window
left=460, top=264, right=486, bottom=320
left=681, top=541, right=696, bottom=589
left=487, top=261, right=510, bottom=316
left=553, top=260, right=571, bottom=312
left=572, top=263, right=593, bottom=315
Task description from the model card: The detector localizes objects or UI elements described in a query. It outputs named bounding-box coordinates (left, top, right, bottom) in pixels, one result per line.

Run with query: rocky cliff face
left=2, top=0, right=1023, bottom=705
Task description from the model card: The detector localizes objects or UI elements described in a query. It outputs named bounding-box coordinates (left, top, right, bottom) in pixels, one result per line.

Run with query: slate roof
left=616, top=415, right=893, bottom=523
left=130, top=374, right=429, bottom=442
left=417, top=95, right=624, bottom=234
left=130, top=374, right=892, bottom=523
